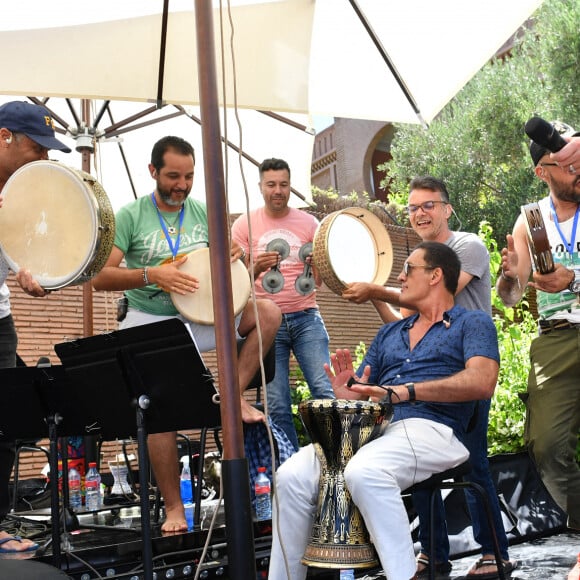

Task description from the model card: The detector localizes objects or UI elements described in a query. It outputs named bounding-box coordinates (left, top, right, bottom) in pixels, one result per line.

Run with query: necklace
left=150, top=193, right=185, bottom=260
left=159, top=211, right=181, bottom=235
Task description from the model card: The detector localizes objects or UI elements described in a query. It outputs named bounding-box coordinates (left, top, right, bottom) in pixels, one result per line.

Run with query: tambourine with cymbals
left=521, top=202, right=554, bottom=274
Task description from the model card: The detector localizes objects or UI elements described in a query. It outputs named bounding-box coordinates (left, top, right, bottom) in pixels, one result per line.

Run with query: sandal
left=416, top=554, right=452, bottom=579
left=466, top=557, right=517, bottom=579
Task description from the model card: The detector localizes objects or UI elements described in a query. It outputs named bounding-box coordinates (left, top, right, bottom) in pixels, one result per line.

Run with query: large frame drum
left=0, top=160, right=115, bottom=289
left=299, top=398, right=392, bottom=569
left=170, top=247, right=251, bottom=325
left=312, top=207, right=393, bottom=296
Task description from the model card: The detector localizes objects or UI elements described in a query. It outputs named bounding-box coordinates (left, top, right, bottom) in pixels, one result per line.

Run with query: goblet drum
left=299, top=398, right=393, bottom=569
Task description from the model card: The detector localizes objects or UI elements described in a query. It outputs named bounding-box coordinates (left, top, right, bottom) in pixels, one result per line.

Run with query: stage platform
left=1, top=508, right=578, bottom=579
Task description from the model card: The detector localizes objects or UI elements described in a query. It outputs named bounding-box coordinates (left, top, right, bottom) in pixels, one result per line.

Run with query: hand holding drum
left=170, top=247, right=251, bottom=325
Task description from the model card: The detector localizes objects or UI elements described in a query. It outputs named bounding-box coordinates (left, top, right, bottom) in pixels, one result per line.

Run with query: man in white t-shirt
left=232, top=158, right=334, bottom=449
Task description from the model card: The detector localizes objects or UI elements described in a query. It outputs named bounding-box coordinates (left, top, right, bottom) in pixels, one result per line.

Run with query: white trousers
left=269, top=418, right=469, bottom=580
left=121, top=308, right=242, bottom=353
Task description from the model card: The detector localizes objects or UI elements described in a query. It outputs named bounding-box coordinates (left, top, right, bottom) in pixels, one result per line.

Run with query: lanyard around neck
left=549, top=197, right=579, bottom=256
left=151, top=193, right=185, bottom=260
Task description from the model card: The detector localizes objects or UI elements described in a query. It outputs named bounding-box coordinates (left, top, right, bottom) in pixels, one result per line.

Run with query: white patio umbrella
left=1, top=0, right=543, bottom=125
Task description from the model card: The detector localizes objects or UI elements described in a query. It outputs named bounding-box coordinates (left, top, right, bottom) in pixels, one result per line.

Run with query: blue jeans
left=266, top=308, right=334, bottom=450
left=413, top=399, right=510, bottom=562
left=0, top=314, right=17, bottom=517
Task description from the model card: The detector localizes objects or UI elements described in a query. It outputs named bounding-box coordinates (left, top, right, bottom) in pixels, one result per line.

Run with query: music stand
left=0, top=364, right=96, bottom=568
left=55, top=318, right=222, bottom=580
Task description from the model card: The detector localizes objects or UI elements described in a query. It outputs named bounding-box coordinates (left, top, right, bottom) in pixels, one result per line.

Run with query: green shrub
left=479, top=221, right=534, bottom=456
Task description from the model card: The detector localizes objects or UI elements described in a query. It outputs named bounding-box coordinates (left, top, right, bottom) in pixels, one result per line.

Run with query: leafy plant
left=381, top=0, right=580, bottom=242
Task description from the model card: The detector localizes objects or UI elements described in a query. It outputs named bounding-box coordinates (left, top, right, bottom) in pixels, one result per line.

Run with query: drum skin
left=312, top=207, right=393, bottom=296
left=0, top=160, right=115, bottom=290
left=299, top=398, right=393, bottom=569
left=171, top=247, right=251, bottom=325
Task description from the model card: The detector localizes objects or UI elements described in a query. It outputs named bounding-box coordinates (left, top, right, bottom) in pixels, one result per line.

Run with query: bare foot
left=241, top=398, right=265, bottom=423
left=0, top=531, right=38, bottom=552
left=161, top=505, right=188, bottom=534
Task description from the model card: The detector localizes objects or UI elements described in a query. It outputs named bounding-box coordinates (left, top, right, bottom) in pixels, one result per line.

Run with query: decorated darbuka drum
left=521, top=202, right=555, bottom=274
left=171, top=247, right=251, bottom=325
left=0, top=160, right=115, bottom=290
left=299, top=398, right=393, bottom=569
left=312, top=207, right=393, bottom=296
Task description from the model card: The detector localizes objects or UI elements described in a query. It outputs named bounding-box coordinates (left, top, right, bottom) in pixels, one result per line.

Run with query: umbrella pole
left=194, top=2, right=257, bottom=579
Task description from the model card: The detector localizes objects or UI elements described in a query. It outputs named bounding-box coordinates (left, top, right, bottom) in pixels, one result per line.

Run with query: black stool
left=403, top=460, right=506, bottom=580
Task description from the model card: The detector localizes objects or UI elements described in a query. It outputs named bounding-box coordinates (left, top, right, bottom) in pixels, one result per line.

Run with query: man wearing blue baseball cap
left=0, top=101, right=71, bottom=553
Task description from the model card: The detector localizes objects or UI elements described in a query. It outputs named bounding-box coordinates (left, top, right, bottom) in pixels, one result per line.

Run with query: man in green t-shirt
left=93, top=136, right=281, bottom=533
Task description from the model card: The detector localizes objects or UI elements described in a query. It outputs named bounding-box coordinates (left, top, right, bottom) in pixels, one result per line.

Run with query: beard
left=157, top=183, right=190, bottom=207
left=552, top=174, right=580, bottom=204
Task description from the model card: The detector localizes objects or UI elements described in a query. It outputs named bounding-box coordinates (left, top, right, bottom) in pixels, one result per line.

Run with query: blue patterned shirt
left=357, top=305, right=499, bottom=442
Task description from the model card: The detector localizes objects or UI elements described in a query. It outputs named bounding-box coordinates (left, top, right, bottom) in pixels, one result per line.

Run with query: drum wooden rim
left=171, top=247, right=251, bottom=325
left=0, top=160, right=115, bottom=289
left=312, top=207, right=393, bottom=295
left=521, top=202, right=554, bottom=274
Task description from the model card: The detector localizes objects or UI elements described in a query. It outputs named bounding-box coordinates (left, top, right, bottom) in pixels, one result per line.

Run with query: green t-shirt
left=114, top=194, right=209, bottom=315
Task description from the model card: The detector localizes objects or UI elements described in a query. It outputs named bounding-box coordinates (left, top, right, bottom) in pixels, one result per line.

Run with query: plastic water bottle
left=85, top=462, right=102, bottom=511
left=68, top=467, right=82, bottom=510
left=254, top=467, right=272, bottom=521
left=180, top=455, right=193, bottom=504
left=184, top=502, right=195, bottom=530
left=340, top=569, right=355, bottom=580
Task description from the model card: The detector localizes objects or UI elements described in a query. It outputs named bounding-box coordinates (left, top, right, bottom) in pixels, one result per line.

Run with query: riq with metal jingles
left=521, top=202, right=555, bottom=275
left=299, top=398, right=393, bottom=569
left=0, top=160, right=115, bottom=289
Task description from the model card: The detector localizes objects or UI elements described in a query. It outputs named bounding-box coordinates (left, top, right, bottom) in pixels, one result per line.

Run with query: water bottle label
left=180, top=479, right=193, bottom=503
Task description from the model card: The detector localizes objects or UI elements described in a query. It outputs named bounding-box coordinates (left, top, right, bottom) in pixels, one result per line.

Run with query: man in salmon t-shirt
left=232, top=158, right=334, bottom=449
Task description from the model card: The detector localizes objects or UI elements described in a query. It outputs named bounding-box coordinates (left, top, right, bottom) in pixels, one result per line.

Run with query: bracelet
left=142, top=267, right=150, bottom=285
left=240, top=248, right=246, bottom=261
left=500, top=270, right=521, bottom=289
left=405, top=382, right=416, bottom=402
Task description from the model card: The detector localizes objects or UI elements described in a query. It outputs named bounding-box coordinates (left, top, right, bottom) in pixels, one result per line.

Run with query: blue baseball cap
left=0, top=101, right=71, bottom=153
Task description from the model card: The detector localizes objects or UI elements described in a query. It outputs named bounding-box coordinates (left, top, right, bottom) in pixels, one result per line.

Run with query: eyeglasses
left=406, top=200, right=448, bottom=214
left=402, top=262, right=435, bottom=276
left=539, top=162, right=578, bottom=174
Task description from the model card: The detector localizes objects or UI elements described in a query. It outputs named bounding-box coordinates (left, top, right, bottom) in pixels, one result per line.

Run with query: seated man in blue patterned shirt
left=268, top=241, right=500, bottom=580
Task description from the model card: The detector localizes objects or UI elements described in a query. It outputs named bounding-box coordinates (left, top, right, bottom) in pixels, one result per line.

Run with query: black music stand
left=55, top=319, right=222, bottom=580
left=0, top=364, right=95, bottom=568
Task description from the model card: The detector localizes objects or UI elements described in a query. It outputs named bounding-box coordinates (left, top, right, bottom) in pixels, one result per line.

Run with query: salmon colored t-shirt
left=232, top=207, right=320, bottom=314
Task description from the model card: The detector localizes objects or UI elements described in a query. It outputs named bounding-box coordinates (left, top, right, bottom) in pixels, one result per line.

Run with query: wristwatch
left=568, top=270, right=580, bottom=294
